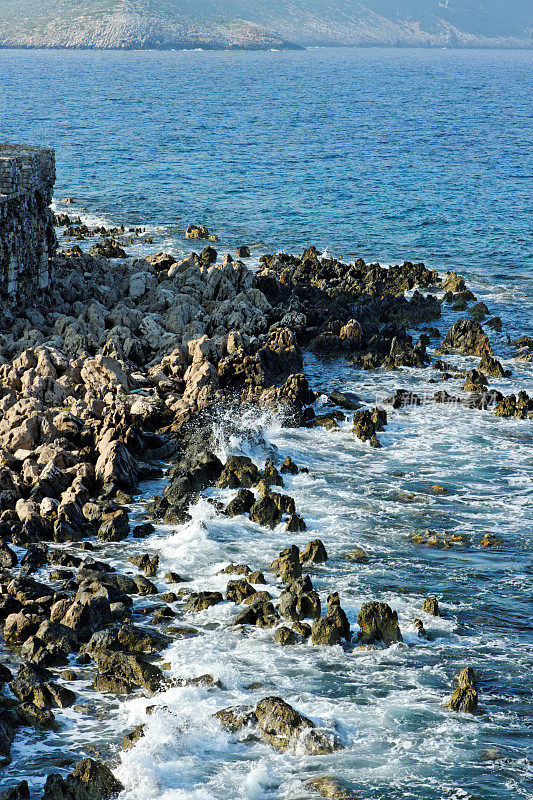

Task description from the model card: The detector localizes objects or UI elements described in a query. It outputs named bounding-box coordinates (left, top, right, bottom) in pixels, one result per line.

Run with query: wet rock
left=132, top=523, right=155, bottom=538
left=225, top=579, right=256, bottom=604
left=249, top=570, right=266, bottom=584
left=305, top=777, right=353, bottom=799
left=233, top=597, right=279, bottom=628
left=494, top=391, right=533, bottom=419
left=352, top=408, right=387, bottom=448
left=300, top=539, right=328, bottom=564
left=0, top=781, right=30, bottom=800
left=280, top=456, right=299, bottom=475
left=185, top=592, right=223, bottom=612
left=89, top=239, right=127, bottom=259
left=479, top=353, right=511, bottom=378
left=462, top=369, right=487, bottom=392
left=270, top=545, right=302, bottom=583
left=224, top=489, right=255, bottom=517
left=42, top=758, right=124, bottom=800
left=278, top=575, right=321, bottom=622
left=292, top=621, right=312, bottom=638
left=97, top=509, right=129, bottom=542
left=311, top=617, right=342, bottom=646
left=255, top=696, right=337, bottom=754
left=4, top=612, right=38, bottom=644
left=261, top=458, right=284, bottom=487
left=10, top=673, right=75, bottom=709
left=422, top=596, right=440, bottom=616
left=128, top=553, right=159, bottom=577
left=93, top=650, right=163, bottom=694
left=447, top=667, right=478, bottom=713
left=123, top=724, right=145, bottom=751
left=285, top=513, right=306, bottom=532
left=468, top=301, right=489, bottom=321
left=312, top=413, right=340, bottom=431
left=356, top=601, right=402, bottom=646
left=383, top=389, right=422, bottom=409
left=218, top=563, right=251, bottom=576
left=273, top=626, right=299, bottom=646
left=437, top=318, right=492, bottom=357
left=185, top=224, right=217, bottom=242
left=249, top=494, right=282, bottom=528
left=213, top=704, right=256, bottom=732
left=236, top=246, right=250, bottom=258
left=217, top=456, right=260, bottom=489
left=326, top=592, right=350, bottom=641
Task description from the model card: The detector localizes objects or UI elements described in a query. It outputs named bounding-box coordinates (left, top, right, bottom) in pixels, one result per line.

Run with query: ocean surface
left=0, top=47, right=532, bottom=800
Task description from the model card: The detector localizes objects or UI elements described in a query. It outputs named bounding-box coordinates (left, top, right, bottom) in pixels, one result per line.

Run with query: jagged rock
left=185, top=592, right=223, bottom=612
left=422, top=596, right=440, bottom=616
left=305, top=777, right=353, bottom=799
left=311, top=617, right=342, bottom=646
left=255, top=696, right=337, bottom=754
left=479, top=353, right=511, bottom=378
left=93, top=650, right=163, bottom=694
left=127, top=553, right=159, bottom=577
left=224, top=488, right=255, bottom=517
left=447, top=667, right=478, bottom=713
left=270, top=545, right=301, bottom=583
left=352, top=408, right=387, bottom=448
left=225, top=579, right=256, bottom=604
left=218, top=563, right=251, bottom=576
left=437, top=318, right=492, bottom=357
left=217, top=456, right=259, bottom=489
left=286, top=513, right=306, bottom=532
left=280, top=456, right=299, bottom=474
left=413, top=618, right=428, bottom=639
left=356, top=601, right=402, bottom=646
left=325, top=592, right=350, bottom=640
left=185, top=224, right=217, bottom=242
left=468, top=301, right=489, bottom=321
left=249, top=494, right=282, bottom=528
left=300, top=539, right=328, bottom=564
left=462, top=369, right=487, bottom=392
left=42, top=758, right=124, bottom=800
left=273, top=626, right=299, bottom=645
left=233, top=597, right=278, bottom=628
left=213, top=705, right=256, bottom=732
left=123, top=724, right=145, bottom=751
left=0, top=781, right=30, bottom=800
left=278, top=576, right=321, bottom=622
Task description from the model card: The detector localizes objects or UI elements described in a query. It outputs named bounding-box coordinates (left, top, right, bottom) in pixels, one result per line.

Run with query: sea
left=0, top=47, right=532, bottom=800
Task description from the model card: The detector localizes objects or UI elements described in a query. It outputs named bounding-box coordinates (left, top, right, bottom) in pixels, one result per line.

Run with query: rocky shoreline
left=0, top=189, right=532, bottom=798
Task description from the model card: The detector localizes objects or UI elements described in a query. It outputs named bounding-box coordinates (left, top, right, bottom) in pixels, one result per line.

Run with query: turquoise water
left=0, top=47, right=532, bottom=799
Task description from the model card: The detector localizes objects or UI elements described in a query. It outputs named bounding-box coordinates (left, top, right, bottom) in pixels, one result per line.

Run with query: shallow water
left=0, top=46, right=532, bottom=799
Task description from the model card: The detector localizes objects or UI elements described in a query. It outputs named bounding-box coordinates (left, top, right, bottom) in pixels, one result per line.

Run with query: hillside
left=0, top=0, right=530, bottom=49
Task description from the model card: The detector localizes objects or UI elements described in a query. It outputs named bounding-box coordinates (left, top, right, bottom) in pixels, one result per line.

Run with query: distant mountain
left=0, top=0, right=530, bottom=50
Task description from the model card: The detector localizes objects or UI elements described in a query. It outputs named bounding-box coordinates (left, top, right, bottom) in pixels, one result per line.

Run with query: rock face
left=356, top=601, right=402, bottom=646
left=0, top=144, right=56, bottom=301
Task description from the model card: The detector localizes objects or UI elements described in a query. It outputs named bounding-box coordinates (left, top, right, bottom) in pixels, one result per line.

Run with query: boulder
left=447, top=667, right=478, bottom=713
left=93, top=650, right=163, bottom=694
left=255, top=696, right=336, bottom=754
left=224, top=489, right=255, bottom=517
left=311, top=617, right=342, bottom=646
left=233, top=597, right=278, bottom=628
left=249, top=494, right=282, bottom=528
left=300, top=539, right=328, bottom=564
left=185, top=592, right=223, bottom=612
left=42, top=758, right=124, bottom=800
left=273, top=626, right=299, bottom=646
left=356, top=601, right=402, bottom=646
left=0, top=782, right=30, bottom=800
left=270, top=545, right=301, bottom=583
left=225, top=579, right=256, bottom=604
left=352, top=408, right=387, bottom=448
left=278, top=576, right=321, bottom=622
left=437, top=318, right=492, bottom=357
left=422, top=596, right=440, bottom=616
left=217, top=456, right=259, bottom=489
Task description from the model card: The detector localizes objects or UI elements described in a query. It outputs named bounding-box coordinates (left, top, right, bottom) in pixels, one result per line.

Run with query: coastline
left=0, top=179, right=532, bottom=796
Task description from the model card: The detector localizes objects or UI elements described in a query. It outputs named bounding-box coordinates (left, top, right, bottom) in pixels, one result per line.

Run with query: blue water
left=0, top=47, right=532, bottom=800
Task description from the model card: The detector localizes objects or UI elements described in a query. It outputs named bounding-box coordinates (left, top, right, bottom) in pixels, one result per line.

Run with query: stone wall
left=0, top=143, right=57, bottom=301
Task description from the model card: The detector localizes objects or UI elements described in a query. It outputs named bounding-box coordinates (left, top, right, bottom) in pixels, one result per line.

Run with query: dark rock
left=273, top=626, right=299, bottom=646
left=311, top=617, right=342, bottom=646
left=123, top=724, right=145, bottom=751
left=278, top=575, right=321, bottom=622
left=280, top=456, right=299, bottom=475
left=437, top=318, right=492, bottom=357
left=224, top=489, right=255, bottom=517
left=225, top=579, right=256, bottom=604
left=270, top=545, right=302, bottom=583
left=249, top=494, right=282, bottom=528
left=213, top=705, right=256, bottom=732
left=329, top=389, right=362, bottom=410
left=285, top=513, right=306, bottom=532
left=93, top=650, right=163, bottom=695
left=132, top=523, right=155, bottom=539
left=352, top=408, right=387, bottom=448
left=217, top=456, right=260, bottom=489
left=255, top=696, right=337, bottom=754
left=422, top=596, right=440, bottom=616
left=233, top=597, right=278, bottom=628
left=0, top=781, right=30, bottom=800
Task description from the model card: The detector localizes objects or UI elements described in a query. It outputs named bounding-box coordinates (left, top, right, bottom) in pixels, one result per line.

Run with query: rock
left=468, top=301, right=489, bottom=321
left=0, top=782, right=30, bottom=800
left=280, top=456, right=299, bottom=475
left=479, top=353, right=511, bottom=378
left=93, top=650, right=163, bottom=694
left=233, top=597, right=279, bottom=628
left=356, top=601, right=402, bottom=646
left=128, top=553, right=159, bottom=577
left=326, top=592, right=350, bottom=640
left=285, top=513, right=306, bottom=532
left=462, top=369, right=487, bottom=392
left=42, top=758, right=124, bottom=800
left=132, top=523, right=155, bottom=538
left=442, top=272, right=467, bottom=293
left=261, top=458, right=284, bottom=487
left=351, top=408, right=387, bottom=448
left=437, top=318, right=492, bottom=357
left=447, top=667, right=478, bottom=713
left=213, top=705, right=256, bottom=732
left=311, top=617, right=342, bottom=646
left=329, top=389, right=362, bottom=410
left=218, top=563, right=251, bottom=576
left=185, top=592, right=223, bottom=612
left=249, top=494, right=282, bottom=528
left=278, top=575, right=321, bottom=622
left=224, top=488, right=255, bottom=517
left=270, top=545, right=302, bottom=583
left=305, top=777, right=353, bottom=799
left=422, top=596, right=440, bottom=616
left=98, top=509, right=129, bottom=542
left=273, top=626, right=298, bottom=646
left=217, top=456, right=259, bottom=489
left=236, top=246, right=250, bottom=258
left=413, top=618, right=428, bottom=639
left=185, top=224, right=217, bottom=242
left=89, top=239, right=127, bottom=259
left=255, top=696, right=336, bottom=754
left=300, top=539, right=328, bottom=564
left=225, top=579, right=256, bottom=604
left=123, top=724, right=145, bottom=751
